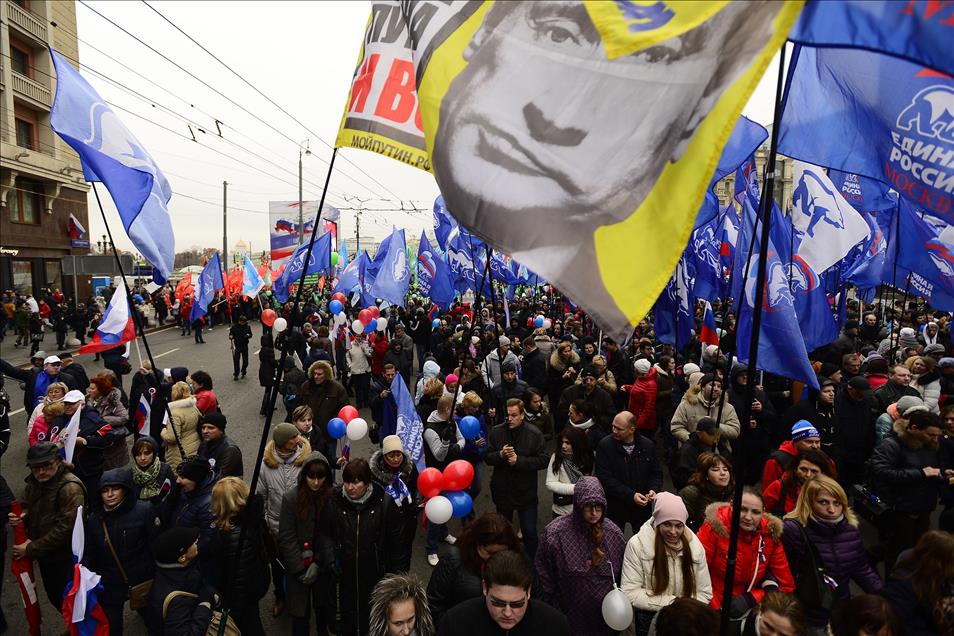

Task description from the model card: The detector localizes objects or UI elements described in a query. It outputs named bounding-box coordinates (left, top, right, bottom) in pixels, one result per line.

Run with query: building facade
left=0, top=0, right=91, bottom=298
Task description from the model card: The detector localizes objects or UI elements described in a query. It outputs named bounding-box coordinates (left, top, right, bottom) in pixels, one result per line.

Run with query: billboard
left=268, top=201, right=340, bottom=274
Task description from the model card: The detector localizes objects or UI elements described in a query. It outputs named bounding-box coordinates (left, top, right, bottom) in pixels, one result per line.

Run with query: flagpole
left=222, top=147, right=338, bottom=623
left=91, top=184, right=185, bottom=458
left=720, top=43, right=788, bottom=636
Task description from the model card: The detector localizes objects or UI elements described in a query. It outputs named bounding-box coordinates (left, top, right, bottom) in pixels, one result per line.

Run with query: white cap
left=63, top=390, right=85, bottom=403
left=43, top=355, right=61, bottom=365
left=634, top=359, right=652, bottom=375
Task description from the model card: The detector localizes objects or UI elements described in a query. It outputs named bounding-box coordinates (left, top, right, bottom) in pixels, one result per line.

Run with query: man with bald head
left=595, top=410, right=662, bottom=533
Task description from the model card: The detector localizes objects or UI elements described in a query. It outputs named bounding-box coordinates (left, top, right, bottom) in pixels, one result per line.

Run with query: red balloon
left=358, top=309, right=373, bottom=326
left=368, top=306, right=381, bottom=320
left=417, top=467, right=445, bottom=499
left=338, top=405, right=359, bottom=423
left=261, top=309, right=277, bottom=327
left=331, top=292, right=347, bottom=304
left=443, top=460, right=475, bottom=491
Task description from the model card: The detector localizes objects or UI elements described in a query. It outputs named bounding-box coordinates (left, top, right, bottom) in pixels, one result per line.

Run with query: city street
left=0, top=322, right=543, bottom=634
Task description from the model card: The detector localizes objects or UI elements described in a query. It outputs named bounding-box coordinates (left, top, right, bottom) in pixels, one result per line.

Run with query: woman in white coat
left=621, top=492, right=712, bottom=636
left=906, top=355, right=941, bottom=413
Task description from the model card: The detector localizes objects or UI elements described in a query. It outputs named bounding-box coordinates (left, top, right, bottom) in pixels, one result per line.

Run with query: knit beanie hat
left=273, top=422, right=300, bottom=448
left=791, top=419, right=820, bottom=442
left=896, top=395, right=926, bottom=416
left=899, top=327, right=919, bottom=348
left=200, top=412, right=227, bottom=432
left=652, top=492, right=689, bottom=527
left=152, top=527, right=200, bottom=565
left=176, top=454, right=210, bottom=483
left=633, top=359, right=652, bottom=375
left=682, top=363, right=701, bottom=376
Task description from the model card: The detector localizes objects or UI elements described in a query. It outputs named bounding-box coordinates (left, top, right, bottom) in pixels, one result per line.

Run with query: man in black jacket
left=489, top=361, right=529, bottom=426
left=519, top=336, right=547, bottom=393
left=834, top=375, right=878, bottom=487
left=197, top=412, right=243, bottom=479
left=437, top=550, right=571, bottom=636
left=874, top=365, right=919, bottom=413
left=596, top=410, right=663, bottom=534
left=485, top=399, right=548, bottom=559
left=229, top=315, right=253, bottom=380
left=59, top=352, right=89, bottom=392
left=555, top=367, right=616, bottom=434
left=145, top=527, right=217, bottom=635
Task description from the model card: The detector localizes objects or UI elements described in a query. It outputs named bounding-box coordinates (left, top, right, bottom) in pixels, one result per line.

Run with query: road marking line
left=153, top=348, right=180, bottom=359
left=10, top=408, right=24, bottom=416
left=253, top=349, right=261, bottom=355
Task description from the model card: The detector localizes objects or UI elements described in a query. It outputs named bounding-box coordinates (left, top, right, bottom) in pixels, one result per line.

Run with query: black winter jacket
left=199, top=435, right=243, bottom=479
left=867, top=420, right=942, bottom=514
left=595, top=434, right=663, bottom=520
left=520, top=348, right=548, bottom=394
left=163, top=474, right=216, bottom=562
left=834, top=390, right=878, bottom=463
left=426, top=547, right=482, bottom=627
left=144, top=560, right=211, bottom=636
left=485, top=422, right=548, bottom=509
left=209, top=494, right=270, bottom=608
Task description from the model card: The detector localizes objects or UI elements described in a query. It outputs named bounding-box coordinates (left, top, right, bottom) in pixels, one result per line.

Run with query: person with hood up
left=416, top=359, right=443, bottom=405
left=678, top=452, right=734, bottom=532
left=257, top=422, right=311, bottom=618
left=781, top=475, right=883, bottom=630
left=298, top=360, right=349, bottom=460
left=368, top=573, right=436, bottom=636
left=371, top=435, right=420, bottom=572
left=905, top=355, right=941, bottom=413
left=163, top=454, right=216, bottom=574
left=162, top=381, right=201, bottom=472
left=621, top=492, right=712, bottom=635
left=697, top=489, right=795, bottom=620
left=332, top=458, right=404, bottom=635
left=490, top=359, right=529, bottom=426
left=130, top=436, right=174, bottom=504
left=623, top=359, right=658, bottom=437
left=535, top=476, right=626, bottom=636
left=670, top=374, right=741, bottom=448
left=86, top=374, right=130, bottom=470
left=84, top=467, right=161, bottom=634
left=727, top=364, right=777, bottom=486
left=520, top=335, right=548, bottom=394
left=279, top=451, right=337, bottom=636
left=258, top=336, right=277, bottom=416
left=834, top=375, right=879, bottom=487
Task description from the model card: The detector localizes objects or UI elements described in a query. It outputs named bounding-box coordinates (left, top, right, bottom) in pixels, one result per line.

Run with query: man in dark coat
left=595, top=410, right=663, bottom=534
left=370, top=364, right=399, bottom=445
left=834, top=375, right=878, bottom=487
left=519, top=336, right=548, bottom=394
left=144, top=527, right=216, bottom=635
left=874, top=365, right=919, bottom=413
left=197, top=412, right=243, bottom=479
left=489, top=360, right=529, bottom=426
left=556, top=368, right=616, bottom=434
left=59, top=352, right=89, bottom=392
left=229, top=315, right=253, bottom=380
left=485, top=398, right=548, bottom=559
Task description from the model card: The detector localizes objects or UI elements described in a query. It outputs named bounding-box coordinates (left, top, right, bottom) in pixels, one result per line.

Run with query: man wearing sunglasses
left=437, top=549, right=570, bottom=635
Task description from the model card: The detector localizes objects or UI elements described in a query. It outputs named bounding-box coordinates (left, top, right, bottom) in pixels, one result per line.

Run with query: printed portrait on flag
left=337, top=1, right=802, bottom=337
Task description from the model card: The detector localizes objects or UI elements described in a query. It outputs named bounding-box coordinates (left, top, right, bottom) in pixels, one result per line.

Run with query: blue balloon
left=459, top=415, right=481, bottom=440
left=329, top=299, right=343, bottom=315
left=432, top=318, right=440, bottom=330
left=534, top=315, right=544, bottom=328
left=327, top=417, right=347, bottom=440
left=446, top=490, right=473, bottom=518
left=364, top=320, right=376, bottom=334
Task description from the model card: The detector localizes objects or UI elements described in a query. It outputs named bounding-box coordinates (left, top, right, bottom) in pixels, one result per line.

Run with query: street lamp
left=298, top=139, right=311, bottom=247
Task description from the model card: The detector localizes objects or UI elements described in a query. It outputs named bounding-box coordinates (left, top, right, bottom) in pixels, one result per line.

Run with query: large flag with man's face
left=336, top=1, right=803, bottom=338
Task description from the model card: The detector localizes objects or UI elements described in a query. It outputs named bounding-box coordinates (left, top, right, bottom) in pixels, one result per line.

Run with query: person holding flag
left=9, top=442, right=86, bottom=613
left=189, top=255, right=225, bottom=346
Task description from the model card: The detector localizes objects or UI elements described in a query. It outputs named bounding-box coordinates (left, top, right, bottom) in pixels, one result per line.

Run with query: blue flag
left=694, top=116, right=768, bottom=228
left=433, top=196, right=455, bottom=251
left=789, top=0, right=954, bottom=77
left=843, top=205, right=897, bottom=289
left=369, top=228, right=410, bottom=305
left=335, top=250, right=365, bottom=294
left=49, top=50, right=174, bottom=282
left=729, top=156, right=761, bottom=303
left=337, top=239, right=349, bottom=274
left=690, top=197, right=725, bottom=302
left=190, top=254, right=224, bottom=322
left=894, top=199, right=954, bottom=310
left=242, top=255, right=265, bottom=298
left=272, top=232, right=332, bottom=303
left=417, top=232, right=455, bottom=309
left=446, top=232, right=477, bottom=294
left=828, top=169, right=898, bottom=214
left=357, top=251, right=377, bottom=307
left=779, top=45, right=954, bottom=223
left=654, top=251, right=694, bottom=351
left=367, top=230, right=394, bottom=279
left=736, top=193, right=819, bottom=389
left=391, top=373, right=425, bottom=473
left=490, top=253, right=518, bottom=286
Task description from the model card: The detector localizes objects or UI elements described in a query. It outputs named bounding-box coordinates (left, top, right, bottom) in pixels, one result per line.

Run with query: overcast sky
left=74, top=1, right=780, bottom=261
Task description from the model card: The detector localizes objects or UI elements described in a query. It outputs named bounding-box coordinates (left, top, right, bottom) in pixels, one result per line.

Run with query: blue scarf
left=33, top=371, right=55, bottom=409
left=384, top=475, right=411, bottom=506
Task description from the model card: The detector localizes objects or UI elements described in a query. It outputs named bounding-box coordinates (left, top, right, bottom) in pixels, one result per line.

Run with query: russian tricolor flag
left=61, top=506, right=110, bottom=636
left=68, top=213, right=86, bottom=239
left=135, top=393, right=151, bottom=438
left=79, top=279, right=136, bottom=355
left=700, top=301, right=720, bottom=347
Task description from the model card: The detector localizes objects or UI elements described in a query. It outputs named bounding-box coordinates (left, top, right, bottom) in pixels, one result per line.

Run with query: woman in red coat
left=370, top=333, right=389, bottom=377
left=623, top=359, right=658, bottom=435
left=697, top=489, right=795, bottom=622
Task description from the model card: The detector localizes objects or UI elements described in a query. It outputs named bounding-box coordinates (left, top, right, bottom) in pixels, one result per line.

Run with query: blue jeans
left=425, top=521, right=448, bottom=555
left=497, top=506, right=539, bottom=560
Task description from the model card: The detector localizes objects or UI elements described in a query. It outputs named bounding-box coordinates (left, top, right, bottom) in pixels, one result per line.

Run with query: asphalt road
left=0, top=322, right=552, bottom=635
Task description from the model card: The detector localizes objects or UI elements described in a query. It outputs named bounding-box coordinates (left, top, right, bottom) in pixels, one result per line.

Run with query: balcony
left=11, top=71, right=52, bottom=109
left=7, top=2, right=48, bottom=44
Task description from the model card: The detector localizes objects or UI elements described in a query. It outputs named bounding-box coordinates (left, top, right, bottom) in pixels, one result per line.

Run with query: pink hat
left=652, top=492, right=688, bottom=526
left=445, top=374, right=459, bottom=386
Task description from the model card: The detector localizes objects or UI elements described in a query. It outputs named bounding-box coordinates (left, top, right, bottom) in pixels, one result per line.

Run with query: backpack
left=162, top=591, right=241, bottom=636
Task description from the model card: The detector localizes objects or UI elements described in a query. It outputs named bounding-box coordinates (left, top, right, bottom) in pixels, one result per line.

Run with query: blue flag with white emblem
left=894, top=199, right=954, bottom=310
left=653, top=251, right=694, bottom=351
left=417, top=232, right=455, bottom=309
left=779, top=45, right=954, bottom=224
left=789, top=0, right=954, bottom=77
left=335, top=250, right=365, bottom=294
left=392, top=373, right=425, bottom=473
left=272, top=232, right=332, bottom=303
left=369, top=228, right=410, bottom=305
left=242, top=255, right=265, bottom=298
left=50, top=50, right=174, bottom=282
left=190, top=254, right=224, bottom=322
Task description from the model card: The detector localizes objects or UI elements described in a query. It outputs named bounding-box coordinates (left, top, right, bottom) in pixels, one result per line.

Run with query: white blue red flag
left=700, top=302, right=719, bottom=347
left=61, top=506, right=109, bottom=636
left=79, top=279, right=136, bottom=355
left=68, top=214, right=86, bottom=239
left=135, top=393, right=151, bottom=438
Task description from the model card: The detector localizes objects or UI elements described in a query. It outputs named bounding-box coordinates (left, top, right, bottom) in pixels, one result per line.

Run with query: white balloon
left=273, top=317, right=288, bottom=333
left=334, top=312, right=347, bottom=325
left=424, top=496, right=454, bottom=525
left=346, top=417, right=368, bottom=441
left=601, top=588, right=633, bottom=631
left=376, top=317, right=387, bottom=331
left=352, top=319, right=364, bottom=334
left=542, top=319, right=552, bottom=329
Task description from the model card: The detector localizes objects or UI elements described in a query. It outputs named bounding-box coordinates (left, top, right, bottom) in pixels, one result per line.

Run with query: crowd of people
left=0, top=285, right=952, bottom=636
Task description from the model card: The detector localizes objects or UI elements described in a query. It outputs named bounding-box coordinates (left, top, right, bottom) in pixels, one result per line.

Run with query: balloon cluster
left=531, top=314, right=553, bottom=330
left=327, top=405, right=368, bottom=441
left=350, top=305, right=386, bottom=335
left=417, top=460, right=475, bottom=523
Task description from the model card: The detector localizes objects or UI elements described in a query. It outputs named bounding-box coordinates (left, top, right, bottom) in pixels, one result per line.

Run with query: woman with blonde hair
left=781, top=474, right=882, bottom=630
left=368, top=573, right=435, bottom=636
left=161, top=381, right=201, bottom=470
left=905, top=355, right=941, bottom=413
left=210, top=476, right=269, bottom=635
left=26, top=381, right=68, bottom=436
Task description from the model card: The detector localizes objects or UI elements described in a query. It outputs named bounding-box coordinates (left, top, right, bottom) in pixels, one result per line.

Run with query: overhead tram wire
left=139, top=0, right=404, bottom=202
left=76, top=1, right=386, bottom=199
